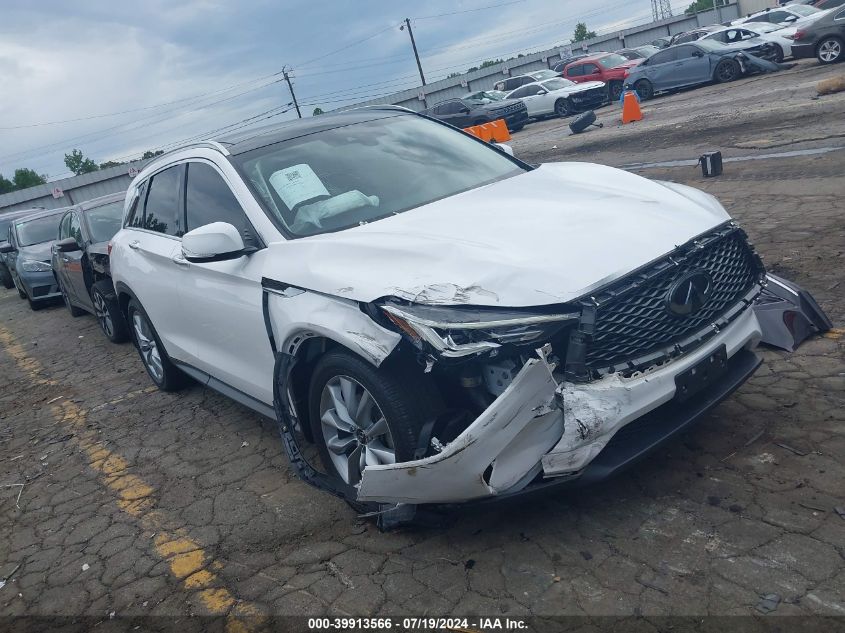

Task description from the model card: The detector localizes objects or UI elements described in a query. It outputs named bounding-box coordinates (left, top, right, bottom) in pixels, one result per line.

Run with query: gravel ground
left=1, top=58, right=844, bottom=628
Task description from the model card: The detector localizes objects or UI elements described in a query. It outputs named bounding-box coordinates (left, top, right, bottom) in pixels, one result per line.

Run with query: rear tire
left=714, top=59, right=740, bottom=83
left=817, top=36, right=843, bottom=65
left=609, top=80, right=624, bottom=102
left=634, top=79, right=654, bottom=101
left=771, top=44, right=784, bottom=64
left=127, top=298, right=187, bottom=391
left=92, top=280, right=130, bottom=343
left=307, top=349, right=442, bottom=505
left=0, top=266, right=13, bottom=289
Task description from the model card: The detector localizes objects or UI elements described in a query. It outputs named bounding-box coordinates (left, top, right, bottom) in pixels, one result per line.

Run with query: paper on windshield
left=291, top=190, right=379, bottom=232
left=269, top=164, right=330, bottom=209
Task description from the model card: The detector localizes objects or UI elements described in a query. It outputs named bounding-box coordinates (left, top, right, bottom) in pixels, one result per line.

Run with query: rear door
left=580, top=63, right=603, bottom=84
left=177, top=160, right=274, bottom=403
left=53, top=213, right=74, bottom=299
left=120, top=164, right=193, bottom=360
left=642, top=48, right=678, bottom=90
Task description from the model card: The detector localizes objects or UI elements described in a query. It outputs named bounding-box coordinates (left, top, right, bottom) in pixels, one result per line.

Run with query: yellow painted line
left=823, top=327, right=844, bottom=340
left=0, top=326, right=264, bottom=630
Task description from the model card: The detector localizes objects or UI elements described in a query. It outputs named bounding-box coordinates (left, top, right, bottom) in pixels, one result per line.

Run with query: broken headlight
left=380, top=302, right=579, bottom=358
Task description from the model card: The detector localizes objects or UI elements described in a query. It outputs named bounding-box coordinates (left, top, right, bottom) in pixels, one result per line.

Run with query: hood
left=265, top=163, right=730, bottom=307
left=18, top=241, right=54, bottom=263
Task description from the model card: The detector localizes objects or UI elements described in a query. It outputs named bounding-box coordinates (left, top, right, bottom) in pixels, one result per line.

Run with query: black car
left=616, top=45, right=660, bottom=60
left=51, top=192, right=130, bottom=342
left=422, top=97, right=528, bottom=132
left=792, top=6, right=845, bottom=64
left=551, top=53, right=588, bottom=73
left=0, top=207, right=44, bottom=289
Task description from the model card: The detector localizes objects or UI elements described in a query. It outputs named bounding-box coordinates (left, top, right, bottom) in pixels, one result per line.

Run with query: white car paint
left=699, top=23, right=797, bottom=57
left=504, top=79, right=606, bottom=117
left=110, top=111, right=763, bottom=506
left=733, top=5, right=831, bottom=28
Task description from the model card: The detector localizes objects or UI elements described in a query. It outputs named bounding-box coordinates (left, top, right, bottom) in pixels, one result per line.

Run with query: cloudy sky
left=0, top=0, right=671, bottom=182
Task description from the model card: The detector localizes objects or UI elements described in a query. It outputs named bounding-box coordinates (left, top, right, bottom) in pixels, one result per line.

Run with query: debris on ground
left=775, top=442, right=807, bottom=456
left=0, top=563, right=21, bottom=590
left=834, top=507, right=845, bottom=520
left=756, top=593, right=781, bottom=614
left=817, top=76, right=845, bottom=96
left=81, top=563, right=90, bottom=571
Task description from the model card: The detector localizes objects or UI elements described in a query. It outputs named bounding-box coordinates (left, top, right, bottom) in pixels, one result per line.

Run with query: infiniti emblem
left=666, top=270, right=713, bottom=317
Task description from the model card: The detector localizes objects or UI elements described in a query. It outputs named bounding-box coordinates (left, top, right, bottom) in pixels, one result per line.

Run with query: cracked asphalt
left=1, top=58, right=844, bottom=627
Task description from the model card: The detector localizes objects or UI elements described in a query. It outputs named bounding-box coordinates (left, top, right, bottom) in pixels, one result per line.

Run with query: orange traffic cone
left=621, top=92, right=643, bottom=124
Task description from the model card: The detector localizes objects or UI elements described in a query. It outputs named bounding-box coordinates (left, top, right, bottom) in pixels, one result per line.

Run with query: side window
left=126, top=181, right=147, bottom=228
left=185, top=162, right=251, bottom=241
left=649, top=49, right=675, bottom=65
left=68, top=213, right=83, bottom=244
left=676, top=46, right=701, bottom=59
left=583, top=64, right=600, bottom=75
left=493, top=80, right=504, bottom=91
left=566, top=65, right=583, bottom=77
left=509, top=86, right=530, bottom=99
left=766, top=11, right=788, bottom=22
left=143, top=166, right=184, bottom=237
left=444, top=101, right=465, bottom=114
left=710, top=31, right=727, bottom=43
left=516, top=77, right=532, bottom=88
left=58, top=214, right=71, bottom=240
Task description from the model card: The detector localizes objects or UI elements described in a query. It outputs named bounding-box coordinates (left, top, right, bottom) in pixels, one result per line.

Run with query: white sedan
left=699, top=24, right=798, bottom=60
left=504, top=77, right=607, bottom=118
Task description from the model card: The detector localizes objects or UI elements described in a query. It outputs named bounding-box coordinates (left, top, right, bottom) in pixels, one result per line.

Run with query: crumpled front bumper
left=357, top=306, right=764, bottom=504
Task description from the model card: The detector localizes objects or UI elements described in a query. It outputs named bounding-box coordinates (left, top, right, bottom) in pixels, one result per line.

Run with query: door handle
left=61, top=256, right=70, bottom=262
left=171, top=255, right=190, bottom=267
left=128, top=240, right=140, bottom=250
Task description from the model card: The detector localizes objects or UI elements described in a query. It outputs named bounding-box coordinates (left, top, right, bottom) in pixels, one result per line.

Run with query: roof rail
left=141, top=140, right=231, bottom=169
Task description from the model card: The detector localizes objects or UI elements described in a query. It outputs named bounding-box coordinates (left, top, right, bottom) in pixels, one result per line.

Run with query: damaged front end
left=267, top=224, right=832, bottom=528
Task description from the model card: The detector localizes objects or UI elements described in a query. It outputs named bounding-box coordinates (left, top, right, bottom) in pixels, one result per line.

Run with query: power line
left=414, top=0, right=526, bottom=20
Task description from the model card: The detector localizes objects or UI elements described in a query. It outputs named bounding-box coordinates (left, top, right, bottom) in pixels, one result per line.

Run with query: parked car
left=51, top=192, right=130, bottom=342
left=624, top=39, right=780, bottom=100
left=616, top=45, right=660, bottom=60
left=670, top=25, right=724, bottom=45
left=734, top=4, right=827, bottom=27
left=792, top=5, right=845, bottom=63
left=422, top=97, right=528, bottom=131
left=0, top=207, right=67, bottom=310
left=689, top=24, right=796, bottom=61
left=108, top=107, right=828, bottom=517
left=491, top=75, right=537, bottom=92
left=551, top=53, right=588, bottom=72
left=504, top=77, right=607, bottom=117
left=814, top=0, right=845, bottom=9
left=651, top=36, right=673, bottom=48
left=561, top=52, right=643, bottom=101
left=0, top=207, right=44, bottom=289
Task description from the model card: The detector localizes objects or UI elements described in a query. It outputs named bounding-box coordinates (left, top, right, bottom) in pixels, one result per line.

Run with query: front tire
left=554, top=98, right=572, bottom=117
left=714, top=59, right=740, bottom=83
left=92, top=280, right=130, bottom=343
left=308, top=350, right=441, bottom=493
left=771, top=44, right=784, bottom=64
left=127, top=298, right=186, bottom=391
left=817, top=37, right=843, bottom=65
left=634, top=79, right=654, bottom=101
left=13, top=275, right=26, bottom=299
left=609, top=80, right=624, bottom=102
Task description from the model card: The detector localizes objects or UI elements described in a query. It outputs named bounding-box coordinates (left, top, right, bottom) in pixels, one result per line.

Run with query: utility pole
left=282, top=67, right=302, bottom=119
left=401, top=18, right=427, bottom=108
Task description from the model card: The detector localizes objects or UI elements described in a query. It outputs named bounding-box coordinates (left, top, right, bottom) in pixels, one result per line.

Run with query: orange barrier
left=621, top=92, right=643, bottom=124
left=463, top=118, right=511, bottom=143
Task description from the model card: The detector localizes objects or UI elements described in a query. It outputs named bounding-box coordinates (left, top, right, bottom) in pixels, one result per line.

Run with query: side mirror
left=693, top=50, right=704, bottom=57
left=56, top=237, right=82, bottom=252
left=0, top=241, right=13, bottom=254
left=182, top=222, right=247, bottom=263
left=784, top=15, right=797, bottom=22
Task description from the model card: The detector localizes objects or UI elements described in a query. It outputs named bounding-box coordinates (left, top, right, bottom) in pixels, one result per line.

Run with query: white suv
left=110, top=107, right=829, bottom=518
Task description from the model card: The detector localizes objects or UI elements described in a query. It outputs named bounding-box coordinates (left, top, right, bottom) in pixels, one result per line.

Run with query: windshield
left=597, top=53, right=629, bottom=68
left=467, top=90, right=506, bottom=102
left=16, top=214, right=62, bottom=246
left=635, top=45, right=660, bottom=56
left=542, top=78, right=576, bottom=90
left=528, top=70, right=558, bottom=80
left=234, top=114, right=525, bottom=238
left=790, top=5, right=819, bottom=15
left=85, top=201, right=124, bottom=243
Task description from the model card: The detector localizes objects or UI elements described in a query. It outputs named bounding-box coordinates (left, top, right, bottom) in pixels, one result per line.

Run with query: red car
left=561, top=52, right=644, bottom=101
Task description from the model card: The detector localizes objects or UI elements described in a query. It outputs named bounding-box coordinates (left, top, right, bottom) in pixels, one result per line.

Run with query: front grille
left=583, top=224, right=762, bottom=371
left=492, top=103, right=524, bottom=116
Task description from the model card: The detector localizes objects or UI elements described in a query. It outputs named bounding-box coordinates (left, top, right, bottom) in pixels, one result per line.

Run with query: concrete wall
left=343, top=2, right=741, bottom=113
left=737, top=0, right=778, bottom=17
left=0, top=160, right=146, bottom=213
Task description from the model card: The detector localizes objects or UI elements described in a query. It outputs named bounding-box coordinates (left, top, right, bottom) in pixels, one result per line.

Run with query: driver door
left=65, top=212, right=92, bottom=308
left=672, top=45, right=712, bottom=86
left=521, top=85, right=551, bottom=116
left=176, top=160, right=275, bottom=405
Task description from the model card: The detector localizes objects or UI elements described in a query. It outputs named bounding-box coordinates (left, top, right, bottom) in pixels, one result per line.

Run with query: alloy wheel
left=819, top=39, right=842, bottom=63
left=318, top=375, right=396, bottom=485
left=132, top=312, right=164, bottom=382
left=93, top=290, right=114, bottom=338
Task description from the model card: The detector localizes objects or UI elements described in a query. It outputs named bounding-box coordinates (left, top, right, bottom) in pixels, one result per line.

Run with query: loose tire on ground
left=569, top=110, right=597, bottom=134
left=127, top=298, right=187, bottom=391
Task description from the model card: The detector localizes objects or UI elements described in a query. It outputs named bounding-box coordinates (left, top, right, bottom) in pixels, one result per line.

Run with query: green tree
left=64, top=149, right=99, bottom=175
left=142, top=149, right=164, bottom=160
left=12, top=168, right=47, bottom=190
left=0, top=173, right=14, bottom=194
left=685, top=0, right=726, bottom=14
left=312, top=107, right=324, bottom=116
left=573, top=22, right=596, bottom=42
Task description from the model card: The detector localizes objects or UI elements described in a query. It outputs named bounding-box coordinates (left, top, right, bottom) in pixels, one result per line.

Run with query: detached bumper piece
left=753, top=273, right=833, bottom=351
